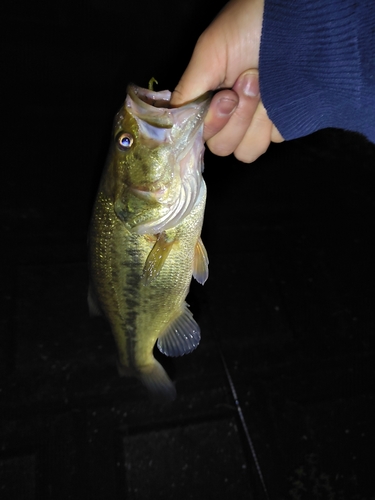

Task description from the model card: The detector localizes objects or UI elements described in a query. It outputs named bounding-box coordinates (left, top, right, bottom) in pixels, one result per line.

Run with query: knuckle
left=207, top=138, right=234, bottom=157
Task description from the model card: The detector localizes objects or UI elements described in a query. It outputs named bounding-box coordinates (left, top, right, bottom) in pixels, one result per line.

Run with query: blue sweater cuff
left=259, top=0, right=375, bottom=142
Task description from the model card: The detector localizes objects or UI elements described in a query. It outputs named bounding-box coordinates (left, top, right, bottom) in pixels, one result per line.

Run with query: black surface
left=1, top=2, right=375, bottom=499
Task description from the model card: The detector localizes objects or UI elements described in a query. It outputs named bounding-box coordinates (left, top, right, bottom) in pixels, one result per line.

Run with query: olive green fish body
left=89, top=84, right=210, bottom=399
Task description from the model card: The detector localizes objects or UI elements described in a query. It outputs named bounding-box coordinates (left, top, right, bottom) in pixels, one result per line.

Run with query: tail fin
left=139, top=360, right=176, bottom=402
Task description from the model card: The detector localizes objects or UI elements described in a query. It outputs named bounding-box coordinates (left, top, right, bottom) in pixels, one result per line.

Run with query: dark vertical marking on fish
left=122, top=243, right=142, bottom=371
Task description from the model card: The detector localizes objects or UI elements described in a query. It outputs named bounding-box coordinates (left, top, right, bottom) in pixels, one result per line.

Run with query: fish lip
left=128, top=83, right=212, bottom=109
left=128, top=84, right=172, bottom=109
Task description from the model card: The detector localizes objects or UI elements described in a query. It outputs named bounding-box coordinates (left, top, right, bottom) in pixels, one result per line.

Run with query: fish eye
left=116, top=132, right=133, bottom=150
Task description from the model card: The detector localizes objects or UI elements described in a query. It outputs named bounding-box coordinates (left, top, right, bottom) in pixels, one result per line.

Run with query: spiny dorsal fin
left=87, top=283, right=102, bottom=317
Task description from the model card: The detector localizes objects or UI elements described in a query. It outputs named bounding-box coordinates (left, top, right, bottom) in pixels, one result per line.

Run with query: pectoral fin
left=157, top=304, right=201, bottom=357
left=192, top=237, right=209, bottom=285
left=142, top=231, right=175, bottom=285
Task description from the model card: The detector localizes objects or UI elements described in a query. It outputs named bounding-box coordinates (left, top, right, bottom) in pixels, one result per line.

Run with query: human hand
left=170, top=0, right=284, bottom=163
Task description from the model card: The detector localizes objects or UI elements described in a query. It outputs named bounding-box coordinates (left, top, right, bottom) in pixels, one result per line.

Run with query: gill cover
left=114, top=84, right=211, bottom=235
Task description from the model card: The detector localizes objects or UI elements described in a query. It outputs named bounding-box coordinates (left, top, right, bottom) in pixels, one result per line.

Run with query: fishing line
left=220, top=352, right=270, bottom=500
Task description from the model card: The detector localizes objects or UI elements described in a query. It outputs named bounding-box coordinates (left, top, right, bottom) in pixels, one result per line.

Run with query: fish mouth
left=128, top=84, right=211, bottom=109
left=128, top=85, right=172, bottom=109
left=126, top=85, right=173, bottom=129
left=126, top=83, right=211, bottom=131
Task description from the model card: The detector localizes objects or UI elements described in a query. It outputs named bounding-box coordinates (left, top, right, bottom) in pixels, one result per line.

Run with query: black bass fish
left=88, top=84, right=210, bottom=400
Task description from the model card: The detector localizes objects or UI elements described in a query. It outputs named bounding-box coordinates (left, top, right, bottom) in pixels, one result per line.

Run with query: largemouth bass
left=88, top=84, right=210, bottom=400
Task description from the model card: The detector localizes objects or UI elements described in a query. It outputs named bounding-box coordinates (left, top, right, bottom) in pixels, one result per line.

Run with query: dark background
left=1, top=1, right=375, bottom=499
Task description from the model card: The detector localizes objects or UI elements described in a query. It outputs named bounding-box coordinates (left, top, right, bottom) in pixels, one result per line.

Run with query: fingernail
left=239, top=72, right=259, bottom=97
left=217, top=97, right=237, bottom=117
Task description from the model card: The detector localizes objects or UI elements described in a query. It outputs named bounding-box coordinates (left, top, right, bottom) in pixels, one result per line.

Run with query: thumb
left=170, top=34, right=225, bottom=106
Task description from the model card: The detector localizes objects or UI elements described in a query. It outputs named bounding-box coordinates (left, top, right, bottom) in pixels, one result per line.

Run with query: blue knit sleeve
left=259, top=0, right=375, bottom=143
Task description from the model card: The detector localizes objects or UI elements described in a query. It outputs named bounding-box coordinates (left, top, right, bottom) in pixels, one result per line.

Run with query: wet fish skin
left=88, top=84, right=210, bottom=400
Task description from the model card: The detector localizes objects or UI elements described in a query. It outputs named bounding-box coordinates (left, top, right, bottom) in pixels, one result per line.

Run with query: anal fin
left=157, top=304, right=201, bottom=357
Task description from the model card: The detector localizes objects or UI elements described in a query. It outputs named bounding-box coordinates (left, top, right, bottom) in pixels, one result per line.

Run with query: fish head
left=108, top=84, right=211, bottom=234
